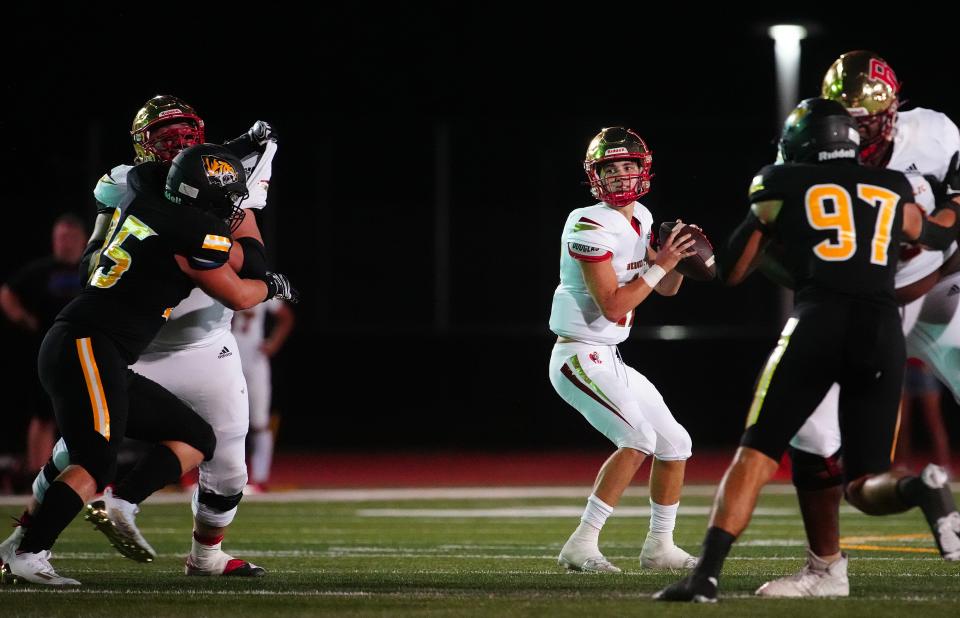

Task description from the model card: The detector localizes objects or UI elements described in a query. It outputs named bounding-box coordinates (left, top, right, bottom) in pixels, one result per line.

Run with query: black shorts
left=740, top=297, right=905, bottom=481
left=37, top=321, right=214, bottom=489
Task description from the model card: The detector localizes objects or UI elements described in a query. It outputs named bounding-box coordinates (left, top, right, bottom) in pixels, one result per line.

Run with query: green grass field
left=2, top=485, right=959, bottom=616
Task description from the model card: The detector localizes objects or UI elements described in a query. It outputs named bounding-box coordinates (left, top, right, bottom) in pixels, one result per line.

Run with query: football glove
left=945, top=151, right=960, bottom=197
left=262, top=271, right=298, bottom=303
left=247, top=120, right=277, bottom=146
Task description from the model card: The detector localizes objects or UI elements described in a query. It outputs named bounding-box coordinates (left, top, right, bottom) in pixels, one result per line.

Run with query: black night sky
left=3, top=7, right=959, bottom=451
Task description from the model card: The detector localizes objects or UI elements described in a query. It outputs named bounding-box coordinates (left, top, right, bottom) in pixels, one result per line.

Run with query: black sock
left=113, top=444, right=182, bottom=505
left=18, top=481, right=84, bottom=553
left=694, top=526, right=737, bottom=581
left=897, top=475, right=957, bottom=528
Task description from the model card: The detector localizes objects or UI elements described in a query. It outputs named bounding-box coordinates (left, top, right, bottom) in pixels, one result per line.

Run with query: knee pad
left=616, top=411, right=657, bottom=455
left=51, top=438, right=71, bottom=470
left=655, top=424, right=693, bottom=461
left=790, top=446, right=844, bottom=491
left=192, top=487, right=244, bottom=528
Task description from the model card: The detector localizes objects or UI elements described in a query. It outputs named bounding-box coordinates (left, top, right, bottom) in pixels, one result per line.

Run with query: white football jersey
left=889, top=107, right=960, bottom=287
left=549, top=202, right=654, bottom=345
left=91, top=142, right=276, bottom=351
left=232, top=298, right=282, bottom=361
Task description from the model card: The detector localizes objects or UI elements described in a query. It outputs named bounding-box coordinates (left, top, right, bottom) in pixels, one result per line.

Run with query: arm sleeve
left=236, top=236, right=267, bottom=279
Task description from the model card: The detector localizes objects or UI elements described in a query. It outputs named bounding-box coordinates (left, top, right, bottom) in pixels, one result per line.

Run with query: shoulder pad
left=93, top=164, right=132, bottom=209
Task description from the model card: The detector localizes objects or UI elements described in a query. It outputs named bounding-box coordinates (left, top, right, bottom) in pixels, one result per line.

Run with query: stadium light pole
left=769, top=24, right=808, bottom=325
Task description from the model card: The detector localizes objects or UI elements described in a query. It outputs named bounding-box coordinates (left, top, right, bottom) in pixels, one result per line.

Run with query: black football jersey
left=59, top=163, right=233, bottom=363
left=748, top=162, right=914, bottom=305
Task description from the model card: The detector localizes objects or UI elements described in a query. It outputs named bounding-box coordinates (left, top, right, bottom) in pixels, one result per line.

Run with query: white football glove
left=247, top=120, right=277, bottom=146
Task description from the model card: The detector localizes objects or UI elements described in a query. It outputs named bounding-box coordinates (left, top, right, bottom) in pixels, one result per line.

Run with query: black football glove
left=945, top=151, right=960, bottom=197
left=247, top=120, right=277, bottom=146
left=262, top=271, right=298, bottom=303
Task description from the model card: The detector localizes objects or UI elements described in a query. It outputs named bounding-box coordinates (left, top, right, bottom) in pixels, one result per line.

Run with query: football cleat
left=557, top=538, right=622, bottom=573
left=640, top=534, right=699, bottom=569
left=653, top=573, right=718, bottom=603
left=4, top=550, right=80, bottom=586
left=85, top=487, right=156, bottom=563
left=933, top=511, right=960, bottom=561
left=185, top=550, right=266, bottom=577
left=0, top=524, right=26, bottom=568
left=755, top=549, right=849, bottom=597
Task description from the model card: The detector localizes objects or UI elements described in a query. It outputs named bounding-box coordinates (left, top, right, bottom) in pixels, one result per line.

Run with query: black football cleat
left=653, top=573, right=718, bottom=603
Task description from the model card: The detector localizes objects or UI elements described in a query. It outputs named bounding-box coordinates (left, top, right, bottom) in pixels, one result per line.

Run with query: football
left=657, top=221, right=717, bottom=281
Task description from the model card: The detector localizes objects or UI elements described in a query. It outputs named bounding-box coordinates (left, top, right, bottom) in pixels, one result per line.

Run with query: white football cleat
left=755, top=549, right=849, bottom=597
left=5, top=550, right=80, bottom=586
left=640, top=533, right=698, bottom=569
left=185, top=549, right=266, bottom=577
left=557, top=538, right=622, bottom=573
left=0, top=525, right=26, bottom=568
left=934, top=511, right=960, bottom=561
left=84, top=487, right=156, bottom=563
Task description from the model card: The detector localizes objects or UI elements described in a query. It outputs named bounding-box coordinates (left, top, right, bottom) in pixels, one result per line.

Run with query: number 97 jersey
left=748, top=162, right=914, bottom=304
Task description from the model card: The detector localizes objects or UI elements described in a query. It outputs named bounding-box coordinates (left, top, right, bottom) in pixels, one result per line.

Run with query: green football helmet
left=779, top=98, right=860, bottom=165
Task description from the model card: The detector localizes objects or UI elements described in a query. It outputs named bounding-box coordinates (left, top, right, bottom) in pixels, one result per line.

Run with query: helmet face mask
left=132, top=95, right=206, bottom=163
left=165, top=144, right=249, bottom=232
left=821, top=50, right=899, bottom=166
left=584, top=127, right=652, bottom=207
left=779, top=98, right=861, bottom=165
left=141, top=121, right=204, bottom=163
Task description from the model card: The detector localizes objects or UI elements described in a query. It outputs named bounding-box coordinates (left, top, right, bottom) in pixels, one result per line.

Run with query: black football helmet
left=779, top=98, right=860, bottom=165
left=165, top=144, right=249, bottom=230
left=584, top=127, right=653, bottom=207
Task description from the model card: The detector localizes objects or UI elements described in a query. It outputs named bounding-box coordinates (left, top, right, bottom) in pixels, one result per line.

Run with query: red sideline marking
left=235, top=449, right=793, bottom=488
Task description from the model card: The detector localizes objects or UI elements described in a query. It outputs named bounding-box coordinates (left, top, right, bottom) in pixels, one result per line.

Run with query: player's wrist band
left=642, top=264, right=666, bottom=288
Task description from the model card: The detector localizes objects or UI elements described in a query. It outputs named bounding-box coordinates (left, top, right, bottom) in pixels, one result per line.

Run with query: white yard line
left=354, top=506, right=797, bottom=518
left=2, top=484, right=958, bottom=506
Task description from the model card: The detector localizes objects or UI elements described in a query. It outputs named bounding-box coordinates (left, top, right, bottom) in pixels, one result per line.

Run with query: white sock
left=191, top=532, right=224, bottom=564
left=648, top=499, right=679, bottom=538
left=572, top=494, right=614, bottom=544
left=250, top=429, right=274, bottom=484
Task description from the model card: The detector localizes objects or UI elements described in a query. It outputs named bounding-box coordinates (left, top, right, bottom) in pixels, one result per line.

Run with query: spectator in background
left=234, top=299, right=295, bottom=493
left=898, top=359, right=952, bottom=469
left=0, top=214, right=86, bottom=475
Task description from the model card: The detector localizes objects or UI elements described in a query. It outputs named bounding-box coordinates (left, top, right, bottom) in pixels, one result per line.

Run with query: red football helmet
left=584, top=127, right=653, bottom=207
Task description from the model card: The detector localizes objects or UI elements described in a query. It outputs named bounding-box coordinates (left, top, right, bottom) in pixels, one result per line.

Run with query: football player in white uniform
left=757, top=51, right=960, bottom=598
left=232, top=298, right=295, bottom=492
left=548, top=127, right=700, bottom=573
left=0, top=96, right=279, bottom=577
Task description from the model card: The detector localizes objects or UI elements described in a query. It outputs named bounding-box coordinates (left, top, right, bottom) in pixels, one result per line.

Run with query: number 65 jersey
left=748, top=162, right=915, bottom=305
left=60, top=162, right=233, bottom=364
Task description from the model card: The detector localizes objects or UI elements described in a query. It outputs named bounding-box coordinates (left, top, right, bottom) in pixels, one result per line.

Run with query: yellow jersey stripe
left=745, top=317, right=798, bottom=428
left=890, top=405, right=902, bottom=462
left=202, top=234, right=232, bottom=252
left=75, top=338, right=111, bottom=440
